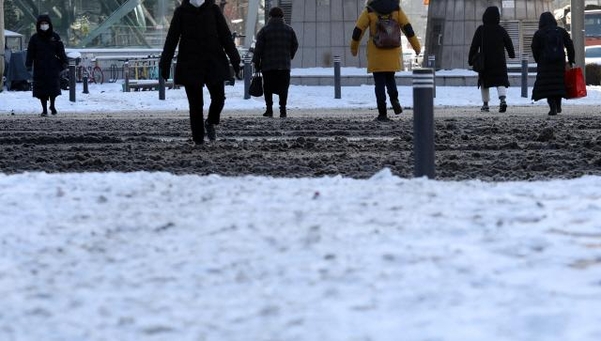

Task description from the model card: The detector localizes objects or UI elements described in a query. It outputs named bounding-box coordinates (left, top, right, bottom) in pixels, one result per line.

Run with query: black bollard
left=521, top=53, right=529, bottom=98
left=69, top=60, right=76, bottom=102
left=412, top=68, right=436, bottom=179
left=243, top=56, right=252, bottom=100
left=334, top=55, right=341, bottom=99
left=124, top=61, right=130, bottom=93
left=158, top=67, right=165, bottom=100
left=82, top=75, right=89, bottom=94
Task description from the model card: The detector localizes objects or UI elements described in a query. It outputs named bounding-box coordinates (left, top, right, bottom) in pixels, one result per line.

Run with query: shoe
left=50, top=107, right=57, bottom=115
left=262, top=111, right=273, bottom=117
left=280, top=107, right=287, bottom=118
left=375, top=115, right=391, bottom=122
left=499, top=100, right=507, bottom=113
left=391, top=99, right=403, bottom=114
left=548, top=110, right=557, bottom=116
left=204, top=120, right=216, bottom=141
left=40, top=111, right=48, bottom=117
left=480, top=105, right=489, bottom=112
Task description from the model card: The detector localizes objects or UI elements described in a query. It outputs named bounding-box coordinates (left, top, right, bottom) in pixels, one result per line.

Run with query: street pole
left=571, top=0, right=585, bottom=69
left=1, top=0, right=6, bottom=89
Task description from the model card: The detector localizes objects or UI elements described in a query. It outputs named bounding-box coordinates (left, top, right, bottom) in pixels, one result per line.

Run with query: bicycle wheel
left=91, top=66, right=104, bottom=84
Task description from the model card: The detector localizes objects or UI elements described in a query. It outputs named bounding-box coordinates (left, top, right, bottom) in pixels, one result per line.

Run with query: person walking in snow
left=531, top=11, right=575, bottom=116
left=468, top=6, right=516, bottom=113
left=350, top=0, right=421, bottom=122
left=252, top=6, right=298, bottom=118
left=25, top=14, right=68, bottom=117
left=159, top=0, right=241, bottom=145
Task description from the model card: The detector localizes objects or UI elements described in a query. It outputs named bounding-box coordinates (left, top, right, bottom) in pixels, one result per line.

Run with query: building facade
left=425, top=0, right=555, bottom=69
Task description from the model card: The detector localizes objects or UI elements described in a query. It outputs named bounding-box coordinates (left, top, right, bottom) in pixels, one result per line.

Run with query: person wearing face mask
left=160, top=0, right=242, bottom=145
left=26, top=14, right=68, bottom=117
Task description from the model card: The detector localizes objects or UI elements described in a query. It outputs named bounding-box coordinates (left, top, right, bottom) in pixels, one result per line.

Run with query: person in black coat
left=468, top=6, right=515, bottom=113
left=252, top=7, right=298, bottom=118
left=160, top=0, right=241, bottom=144
left=26, top=14, right=68, bottom=116
left=531, top=12, right=575, bottom=116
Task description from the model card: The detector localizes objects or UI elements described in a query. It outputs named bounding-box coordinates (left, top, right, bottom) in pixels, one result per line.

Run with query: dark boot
left=205, top=119, right=216, bottom=141
left=279, top=106, right=287, bottom=118
left=40, top=99, right=48, bottom=116
left=555, top=97, right=562, bottom=113
left=547, top=98, right=557, bottom=116
left=480, top=102, right=489, bottom=112
left=262, top=107, right=273, bottom=117
left=189, top=110, right=204, bottom=144
left=391, top=98, right=403, bottom=115
left=499, top=96, right=507, bottom=113
left=375, top=102, right=390, bottom=121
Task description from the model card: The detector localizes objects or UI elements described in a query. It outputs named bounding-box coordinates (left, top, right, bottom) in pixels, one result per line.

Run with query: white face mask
left=40, top=24, right=50, bottom=31
left=190, top=0, right=202, bottom=7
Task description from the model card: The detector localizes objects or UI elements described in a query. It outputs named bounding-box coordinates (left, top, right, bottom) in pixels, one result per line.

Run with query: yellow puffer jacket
left=350, top=8, right=421, bottom=73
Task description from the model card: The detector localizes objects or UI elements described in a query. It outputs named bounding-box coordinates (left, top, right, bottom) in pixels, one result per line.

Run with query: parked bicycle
left=76, top=58, right=104, bottom=84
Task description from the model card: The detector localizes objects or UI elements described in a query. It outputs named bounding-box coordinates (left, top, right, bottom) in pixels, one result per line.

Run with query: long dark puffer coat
left=468, top=6, right=516, bottom=89
left=160, top=0, right=240, bottom=86
left=25, top=14, right=68, bottom=99
left=531, top=12, right=575, bottom=101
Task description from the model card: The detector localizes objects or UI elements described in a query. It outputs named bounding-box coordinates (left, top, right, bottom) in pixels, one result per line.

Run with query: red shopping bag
left=565, top=67, right=587, bottom=99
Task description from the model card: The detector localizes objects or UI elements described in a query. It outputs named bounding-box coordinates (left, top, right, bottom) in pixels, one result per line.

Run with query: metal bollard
left=69, top=60, right=76, bottom=102
left=427, top=55, right=436, bottom=98
left=412, top=68, right=436, bottom=179
left=243, top=56, right=252, bottom=100
left=521, top=53, right=529, bottom=98
left=82, top=75, right=89, bottom=94
left=334, top=55, right=341, bottom=99
left=124, top=61, right=130, bottom=93
left=158, top=67, right=165, bottom=100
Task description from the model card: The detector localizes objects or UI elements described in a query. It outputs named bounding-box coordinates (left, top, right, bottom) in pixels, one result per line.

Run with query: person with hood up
left=160, top=0, right=241, bottom=145
left=468, top=6, right=516, bottom=113
left=252, top=6, right=298, bottom=118
left=350, top=0, right=421, bottom=122
left=26, top=14, right=68, bottom=117
left=531, top=11, right=575, bottom=116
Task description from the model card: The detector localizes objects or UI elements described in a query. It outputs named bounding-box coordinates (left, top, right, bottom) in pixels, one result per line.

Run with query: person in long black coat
left=159, top=0, right=241, bottom=144
left=252, top=6, right=298, bottom=118
left=468, top=6, right=515, bottom=113
left=26, top=14, right=68, bottom=116
left=531, top=12, right=575, bottom=116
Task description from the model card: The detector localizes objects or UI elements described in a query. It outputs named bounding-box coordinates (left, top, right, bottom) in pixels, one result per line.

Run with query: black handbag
left=249, top=72, right=263, bottom=97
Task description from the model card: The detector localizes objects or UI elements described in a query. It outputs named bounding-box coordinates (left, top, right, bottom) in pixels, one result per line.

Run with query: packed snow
left=1, top=68, right=601, bottom=341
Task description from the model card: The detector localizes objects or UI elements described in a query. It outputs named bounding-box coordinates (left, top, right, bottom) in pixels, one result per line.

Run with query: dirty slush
left=2, top=106, right=601, bottom=181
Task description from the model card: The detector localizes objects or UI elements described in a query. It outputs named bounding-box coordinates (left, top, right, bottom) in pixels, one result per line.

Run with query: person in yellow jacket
left=351, top=0, right=421, bottom=121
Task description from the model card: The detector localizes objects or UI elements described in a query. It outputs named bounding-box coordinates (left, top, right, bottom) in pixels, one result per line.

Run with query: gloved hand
left=159, top=63, right=170, bottom=80
left=350, top=40, right=359, bottom=57
left=233, top=63, right=243, bottom=80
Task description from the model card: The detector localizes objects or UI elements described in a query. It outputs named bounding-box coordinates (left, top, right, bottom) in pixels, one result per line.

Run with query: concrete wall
left=290, top=0, right=367, bottom=68
left=287, top=0, right=556, bottom=69
left=425, top=0, right=555, bottom=69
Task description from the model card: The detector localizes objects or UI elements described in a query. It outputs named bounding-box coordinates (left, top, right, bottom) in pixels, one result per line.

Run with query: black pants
left=184, top=82, right=225, bottom=142
left=263, top=70, right=290, bottom=110
left=372, top=71, right=399, bottom=108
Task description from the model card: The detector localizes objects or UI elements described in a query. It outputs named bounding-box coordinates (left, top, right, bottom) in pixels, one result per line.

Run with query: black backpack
left=373, top=13, right=401, bottom=49
left=542, top=27, right=565, bottom=62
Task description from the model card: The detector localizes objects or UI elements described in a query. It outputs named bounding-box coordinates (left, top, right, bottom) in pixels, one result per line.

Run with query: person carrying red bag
left=531, top=12, right=575, bottom=116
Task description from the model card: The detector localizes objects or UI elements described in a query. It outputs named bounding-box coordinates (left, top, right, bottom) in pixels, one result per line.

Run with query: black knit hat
left=269, top=7, right=284, bottom=18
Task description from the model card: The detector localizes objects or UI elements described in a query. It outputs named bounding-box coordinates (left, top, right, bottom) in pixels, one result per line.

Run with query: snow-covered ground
left=1, top=68, right=601, bottom=341
left=2, top=67, right=601, bottom=114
